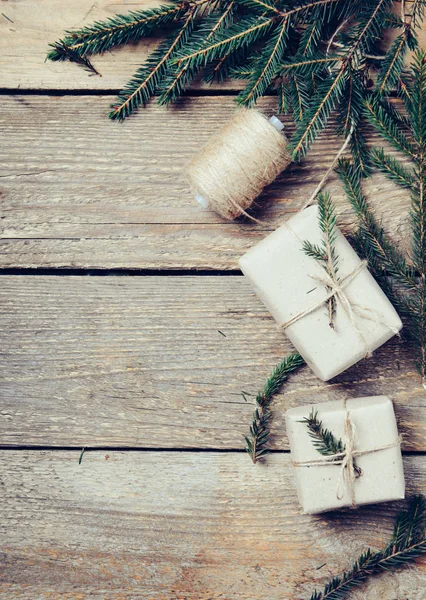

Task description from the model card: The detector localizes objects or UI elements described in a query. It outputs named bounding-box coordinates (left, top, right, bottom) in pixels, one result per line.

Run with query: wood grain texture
left=1, top=276, right=424, bottom=450
left=1, top=450, right=426, bottom=600
left=0, top=95, right=414, bottom=269
left=0, top=0, right=235, bottom=91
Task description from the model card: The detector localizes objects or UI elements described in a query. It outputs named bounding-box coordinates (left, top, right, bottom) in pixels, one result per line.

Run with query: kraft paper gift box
left=238, top=205, right=403, bottom=381
left=285, top=396, right=405, bottom=515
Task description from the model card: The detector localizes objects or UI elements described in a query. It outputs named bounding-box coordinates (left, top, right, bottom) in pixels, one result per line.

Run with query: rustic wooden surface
left=0, top=95, right=413, bottom=269
left=0, top=0, right=233, bottom=91
left=1, top=1, right=426, bottom=599
left=1, top=276, right=425, bottom=451
left=2, top=451, right=426, bottom=600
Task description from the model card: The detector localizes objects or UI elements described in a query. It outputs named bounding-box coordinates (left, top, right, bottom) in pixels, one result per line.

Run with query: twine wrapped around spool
left=184, top=108, right=292, bottom=221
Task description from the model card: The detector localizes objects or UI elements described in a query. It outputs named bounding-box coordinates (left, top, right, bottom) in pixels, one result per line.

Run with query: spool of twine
left=184, top=108, right=292, bottom=221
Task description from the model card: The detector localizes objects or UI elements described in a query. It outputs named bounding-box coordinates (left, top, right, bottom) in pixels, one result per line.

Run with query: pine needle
left=110, top=10, right=197, bottom=120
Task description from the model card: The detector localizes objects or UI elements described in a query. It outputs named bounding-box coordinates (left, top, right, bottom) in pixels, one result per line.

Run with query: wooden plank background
left=1, top=276, right=425, bottom=450
left=0, top=95, right=414, bottom=269
left=2, top=452, right=426, bottom=599
left=1, top=1, right=426, bottom=599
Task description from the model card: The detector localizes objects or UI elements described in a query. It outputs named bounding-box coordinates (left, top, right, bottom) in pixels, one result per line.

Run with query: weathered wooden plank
left=1, top=0, right=425, bottom=92
left=1, top=450, right=426, bottom=599
left=1, top=276, right=424, bottom=450
left=0, top=95, right=413, bottom=269
left=0, top=0, right=236, bottom=91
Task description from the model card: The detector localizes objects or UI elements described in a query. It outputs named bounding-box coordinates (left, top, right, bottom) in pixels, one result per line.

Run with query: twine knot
left=293, top=400, right=402, bottom=507
left=279, top=222, right=401, bottom=357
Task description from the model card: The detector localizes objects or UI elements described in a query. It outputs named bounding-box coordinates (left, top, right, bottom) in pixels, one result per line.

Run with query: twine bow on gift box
left=278, top=194, right=401, bottom=357
left=280, top=258, right=376, bottom=354
left=293, top=400, right=402, bottom=507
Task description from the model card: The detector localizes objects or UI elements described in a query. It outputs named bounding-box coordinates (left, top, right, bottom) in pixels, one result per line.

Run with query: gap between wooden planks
left=0, top=95, right=414, bottom=270
left=0, top=275, right=424, bottom=450
left=1, top=451, right=426, bottom=600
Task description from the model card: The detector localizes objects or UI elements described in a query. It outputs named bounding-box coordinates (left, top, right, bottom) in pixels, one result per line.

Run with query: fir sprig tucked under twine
left=245, top=352, right=304, bottom=463
left=301, top=409, right=362, bottom=478
left=303, top=192, right=339, bottom=328
left=301, top=409, right=345, bottom=456
left=308, top=495, right=426, bottom=600
left=48, top=0, right=426, bottom=168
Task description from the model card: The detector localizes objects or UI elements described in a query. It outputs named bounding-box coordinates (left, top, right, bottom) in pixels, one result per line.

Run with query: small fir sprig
left=301, top=409, right=344, bottom=456
left=245, top=353, right=304, bottom=463
left=308, top=495, right=426, bottom=600
left=303, top=192, right=339, bottom=328
left=49, top=42, right=101, bottom=76
left=301, top=409, right=362, bottom=476
left=47, top=0, right=426, bottom=171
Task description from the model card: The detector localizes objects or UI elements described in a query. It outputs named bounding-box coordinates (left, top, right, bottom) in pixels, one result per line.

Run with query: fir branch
left=290, top=65, right=348, bottom=160
left=48, top=3, right=190, bottom=58
left=337, top=67, right=364, bottom=137
left=245, top=353, right=305, bottom=464
left=349, top=126, right=372, bottom=176
left=238, top=0, right=282, bottom=16
left=397, top=71, right=414, bottom=112
left=381, top=93, right=412, bottom=127
left=173, top=0, right=345, bottom=70
left=48, top=0, right=426, bottom=128
left=370, top=146, right=415, bottom=188
left=173, top=15, right=275, bottom=69
left=408, top=0, right=426, bottom=30
left=228, top=63, right=256, bottom=80
left=301, top=409, right=345, bottom=456
left=409, top=49, right=426, bottom=149
left=308, top=496, right=426, bottom=600
left=299, top=20, right=323, bottom=56
left=289, top=73, right=310, bottom=122
left=318, top=191, right=338, bottom=259
left=336, top=159, right=415, bottom=288
left=302, top=192, right=339, bottom=326
left=352, top=230, right=414, bottom=323
left=47, top=42, right=100, bottom=76
left=237, top=19, right=290, bottom=106
left=301, top=407, right=363, bottom=477
left=376, top=31, right=416, bottom=96
left=277, top=76, right=291, bottom=114
left=345, top=0, right=393, bottom=63
left=110, top=10, right=196, bottom=120
left=408, top=51, right=426, bottom=377
left=335, top=66, right=371, bottom=173
left=341, top=51, right=426, bottom=381
left=364, top=99, right=417, bottom=159
left=278, top=54, right=342, bottom=76
left=158, top=4, right=236, bottom=104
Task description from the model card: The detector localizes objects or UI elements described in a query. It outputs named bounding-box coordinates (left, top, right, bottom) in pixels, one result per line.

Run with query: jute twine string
left=184, top=108, right=291, bottom=221
left=278, top=220, right=401, bottom=357
left=293, top=399, right=403, bottom=507
left=185, top=22, right=356, bottom=222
